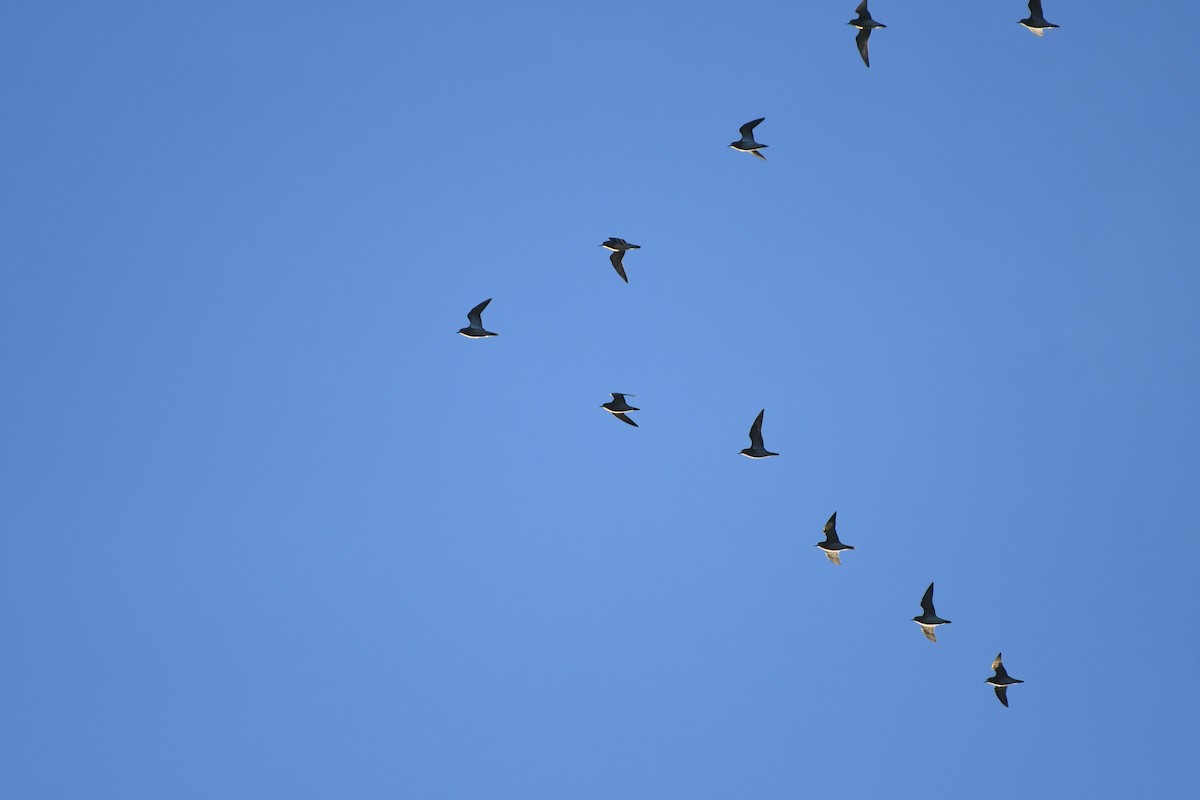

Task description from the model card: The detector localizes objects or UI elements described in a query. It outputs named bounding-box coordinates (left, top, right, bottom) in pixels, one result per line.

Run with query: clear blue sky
left=3, top=2, right=1199, bottom=797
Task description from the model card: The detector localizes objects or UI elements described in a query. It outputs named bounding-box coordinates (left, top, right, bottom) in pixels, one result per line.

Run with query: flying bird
left=848, top=1, right=887, bottom=68
left=601, top=393, right=640, bottom=427
left=600, top=238, right=641, bottom=283
left=729, top=118, right=768, bottom=160
left=913, top=582, right=952, bottom=642
left=1019, top=0, right=1059, bottom=36
left=816, top=512, right=855, bottom=565
left=740, top=409, right=779, bottom=458
left=985, top=653, right=1025, bottom=707
left=458, top=298, right=498, bottom=338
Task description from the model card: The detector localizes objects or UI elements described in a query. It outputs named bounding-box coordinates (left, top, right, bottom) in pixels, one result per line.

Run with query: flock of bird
left=456, top=0, right=1064, bottom=709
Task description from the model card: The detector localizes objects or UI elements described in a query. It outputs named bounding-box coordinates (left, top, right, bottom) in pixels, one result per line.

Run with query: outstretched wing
left=751, top=149, right=767, bottom=161
left=823, top=512, right=838, bottom=537
left=739, top=117, right=765, bottom=140
left=920, top=582, right=936, bottom=616
left=748, top=409, right=766, bottom=449
left=856, top=0, right=870, bottom=17
left=1028, top=0, right=1044, bottom=18
left=921, top=625, right=938, bottom=643
left=609, top=250, right=628, bottom=282
left=856, top=28, right=871, bottom=68
left=825, top=551, right=842, bottom=566
left=467, top=297, right=492, bottom=327
left=613, top=412, right=638, bottom=427
left=995, top=686, right=1010, bottom=707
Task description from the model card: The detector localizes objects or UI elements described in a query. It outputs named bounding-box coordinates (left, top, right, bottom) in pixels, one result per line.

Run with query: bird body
left=458, top=298, right=498, bottom=338
left=985, top=653, right=1025, bottom=707
left=740, top=409, right=779, bottom=458
left=729, top=117, right=768, bottom=160
left=1019, top=0, right=1059, bottom=36
left=816, top=511, right=855, bottom=565
left=913, top=582, right=951, bottom=642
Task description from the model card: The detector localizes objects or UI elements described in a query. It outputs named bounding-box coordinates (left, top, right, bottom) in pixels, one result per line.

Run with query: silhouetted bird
left=913, top=582, right=951, bottom=642
left=458, top=298, right=498, bottom=338
left=1019, top=0, right=1059, bottom=36
left=600, top=238, right=641, bottom=283
left=816, top=512, right=855, bottom=565
left=986, top=653, right=1025, bottom=707
left=601, top=393, right=640, bottom=427
left=729, top=118, right=768, bottom=160
left=848, top=1, right=886, bottom=68
left=740, top=409, right=779, bottom=458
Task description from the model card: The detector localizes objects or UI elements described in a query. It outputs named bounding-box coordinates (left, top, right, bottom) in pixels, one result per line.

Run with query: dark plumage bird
left=816, top=512, right=855, bottom=565
left=1019, top=0, right=1059, bottom=36
left=740, top=409, right=779, bottom=459
left=913, top=582, right=951, bottom=642
left=458, top=298, right=498, bottom=338
left=986, top=653, right=1025, bottom=707
left=600, top=393, right=640, bottom=427
left=848, top=0, right=886, bottom=68
left=729, top=118, right=768, bottom=161
left=600, top=238, right=641, bottom=283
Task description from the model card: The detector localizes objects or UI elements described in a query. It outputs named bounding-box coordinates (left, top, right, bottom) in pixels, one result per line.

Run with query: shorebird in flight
left=740, top=409, right=779, bottom=458
left=913, top=582, right=951, bottom=642
left=985, top=653, right=1025, bottom=707
left=729, top=118, right=768, bottom=160
left=458, top=298, right=497, bottom=338
left=1018, top=0, right=1059, bottom=36
left=848, top=1, right=887, bottom=68
left=600, top=238, right=641, bottom=283
left=816, top=512, right=855, bottom=565
left=600, top=393, right=640, bottom=427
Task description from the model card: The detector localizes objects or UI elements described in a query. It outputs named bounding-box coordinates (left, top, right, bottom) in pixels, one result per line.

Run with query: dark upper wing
left=748, top=409, right=766, bottom=449
left=467, top=297, right=492, bottom=327
left=920, top=582, right=936, bottom=616
left=856, top=0, right=869, bottom=17
left=823, top=512, right=838, bottom=543
left=856, top=28, right=871, bottom=67
left=1028, top=0, right=1044, bottom=18
left=739, top=117, right=765, bottom=139
left=609, top=250, right=628, bottom=282
left=991, top=652, right=1007, bottom=677
left=613, top=412, right=638, bottom=427
left=995, top=686, right=1010, bottom=707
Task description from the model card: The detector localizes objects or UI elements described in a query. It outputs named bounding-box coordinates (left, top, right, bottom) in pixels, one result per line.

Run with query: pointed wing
left=825, top=551, right=842, bottom=566
left=751, top=149, right=767, bottom=161
left=748, top=409, right=766, bottom=449
left=823, top=512, right=837, bottom=537
left=1028, top=0, right=1044, bottom=18
left=921, top=625, right=938, bottom=643
left=610, top=393, right=626, bottom=402
left=856, top=0, right=869, bottom=16
left=995, top=686, right=1009, bottom=707
left=467, top=298, right=492, bottom=327
left=856, top=28, right=871, bottom=67
left=920, top=582, right=936, bottom=616
left=613, top=412, right=638, bottom=427
left=609, top=250, right=628, bottom=282
left=1029, top=26, right=1045, bottom=36
left=738, top=117, right=765, bottom=140
left=992, top=652, right=1006, bottom=674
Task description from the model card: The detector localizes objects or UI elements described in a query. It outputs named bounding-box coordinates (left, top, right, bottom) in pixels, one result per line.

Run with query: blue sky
left=3, top=2, right=1199, bottom=797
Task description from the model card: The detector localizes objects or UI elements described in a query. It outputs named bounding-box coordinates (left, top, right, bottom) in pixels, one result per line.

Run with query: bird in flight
left=600, top=393, right=640, bottom=427
left=848, top=1, right=886, bottom=68
left=729, top=118, right=768, bottom=161
left=740, top=409, right=779, bottom=458
left=458, top=298, right=498, bottom=338
left=985, top=653, right=1025, bottom=707
left=912, top=582, right=952, bottom=642
left=1018, top=0, right=1059, bottom=36
left=600, top=238, right=642, bottom=283
left=816, top=512, right=855, bottom=565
